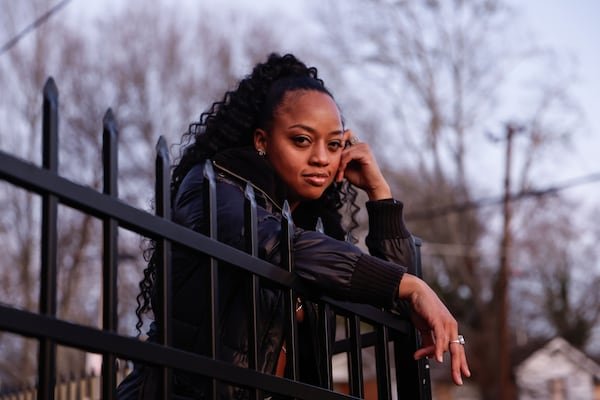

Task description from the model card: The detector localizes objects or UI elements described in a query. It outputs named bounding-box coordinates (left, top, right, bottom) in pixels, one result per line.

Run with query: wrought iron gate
left=0, top=78, right=431, bottom=399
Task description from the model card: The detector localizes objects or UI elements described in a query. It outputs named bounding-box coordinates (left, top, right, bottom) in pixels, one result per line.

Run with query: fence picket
left=244, top=184, right=263, bottom=400
left=39, top=77, right=59, bottom=400
left=280, top=200, right=300, bottom=382
left=202, top=160, right=220, bottom=400
left=155, top=136, right=173, bottom=399
left=102, top=108, right=119, bottom=400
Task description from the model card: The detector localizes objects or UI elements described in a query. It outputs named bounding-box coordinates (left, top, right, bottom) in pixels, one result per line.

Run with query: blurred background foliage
left=1, top=0, right=599, bottom=398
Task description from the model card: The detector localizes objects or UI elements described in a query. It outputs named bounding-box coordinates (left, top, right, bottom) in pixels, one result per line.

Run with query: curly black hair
left=134, top=53, right=360, bottom=335
left=171, top=53, right=332, bottom=202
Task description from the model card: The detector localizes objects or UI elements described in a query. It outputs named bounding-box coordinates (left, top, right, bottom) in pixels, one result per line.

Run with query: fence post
left=412, top=237, right=432, bottom=399
left=203, top=160, right=220, bottom=400
left=102, top=108, right=119, bottom=400
left=39, top=77, right=59, bottom=400
left=394, top=237, right=431, bottom=400
left=375, top=326, right=392, bottom=400
left=244, top=184, right=263, bottom=399
left=346, top=315, right=364, bottom=398
left=280, top=201, right=299, bottom=380
left=315, top=218, right=334, bottom=391
left=155, top=136, right=172, bottom=399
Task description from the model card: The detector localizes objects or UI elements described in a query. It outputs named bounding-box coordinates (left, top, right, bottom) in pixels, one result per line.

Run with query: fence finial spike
left=282, top=199, right=290, bottom=215
left=103, top=108, right=118, bottom=145
left=155, top=135, right=169, bottom=159
left=282, top=200, right=293, bottom=222
left=244, top=182, right=255, bottom=200
left=43, top=77, right=58, bottom=98
left=203, top=159, right=215, bottom=181
left=315, top=217, right=324, bottom=233
left=103, top=107, right=114, bottom=120
left=103, top=108, right=117, bottom=130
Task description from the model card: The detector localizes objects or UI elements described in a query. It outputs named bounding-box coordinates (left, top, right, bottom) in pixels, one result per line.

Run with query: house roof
left=515, top=337, right=600, bottom=380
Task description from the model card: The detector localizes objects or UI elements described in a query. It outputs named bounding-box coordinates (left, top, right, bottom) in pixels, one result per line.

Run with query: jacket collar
left=211, top=146, right=288, bottom=210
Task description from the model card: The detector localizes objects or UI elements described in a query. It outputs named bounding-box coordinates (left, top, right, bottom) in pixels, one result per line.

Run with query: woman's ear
left=254, top=128, right=268, bottom=154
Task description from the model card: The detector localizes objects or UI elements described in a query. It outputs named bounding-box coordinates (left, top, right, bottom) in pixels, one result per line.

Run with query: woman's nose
left=309, top=143, right=330, bottom=166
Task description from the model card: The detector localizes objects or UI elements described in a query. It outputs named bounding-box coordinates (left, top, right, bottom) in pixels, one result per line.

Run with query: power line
left=405, top=171, right=600, bottom=221
left=0, top=0, right=73, bottom=57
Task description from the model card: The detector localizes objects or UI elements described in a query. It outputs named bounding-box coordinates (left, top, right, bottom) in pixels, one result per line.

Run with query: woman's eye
left=293, top=136, right=311, bottom=146
left=329, top=141, right=343, bottom=150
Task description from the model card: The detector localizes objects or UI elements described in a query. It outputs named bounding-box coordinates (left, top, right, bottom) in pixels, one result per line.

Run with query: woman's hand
left=335, top=129, right=392, bottom=201
left=399, top=274, right=471, bottom=386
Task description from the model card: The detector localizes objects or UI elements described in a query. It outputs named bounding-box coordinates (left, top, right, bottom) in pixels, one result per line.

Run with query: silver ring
left=449, top=335, right=465, bottom=345
left=350, top=136, right=359, bottom=145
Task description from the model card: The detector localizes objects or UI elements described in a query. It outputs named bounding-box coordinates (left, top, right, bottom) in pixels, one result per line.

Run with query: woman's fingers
left=432, top=323, right=451, bottom=363
left=413, top=344, right=435, bottom=360
left=413, top=328, right=435, bottom=360
left=413, top=332, right=471, bottom=386
left=403, top=276, right=470, bottom=385
left=343, top=128, right=357, bottom=148
left=431, top=320, right=472, bottom=384
left=449, top=341, right=471, bottom=385
left=337, top=137, right=392, bottom=199
left=335, top=167, right=345, bottom=183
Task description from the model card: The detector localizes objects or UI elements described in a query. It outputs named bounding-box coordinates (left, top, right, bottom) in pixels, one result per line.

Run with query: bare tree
left=304, top=0, right=588, bottom=398
left=0, top=0, right=322, bottom=389
left=512, top=195, right=600, bottom=347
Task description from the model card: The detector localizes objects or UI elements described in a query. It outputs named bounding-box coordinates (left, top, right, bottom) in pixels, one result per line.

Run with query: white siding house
left=515, top=337, right=600, bottom=400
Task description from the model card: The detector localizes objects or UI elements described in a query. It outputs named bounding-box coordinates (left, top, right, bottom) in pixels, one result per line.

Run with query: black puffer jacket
left=117, top=147, right=416, bottom=399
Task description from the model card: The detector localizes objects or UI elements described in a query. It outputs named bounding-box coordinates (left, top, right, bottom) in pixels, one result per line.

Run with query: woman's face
left=255, top=90, right=344, bottom=208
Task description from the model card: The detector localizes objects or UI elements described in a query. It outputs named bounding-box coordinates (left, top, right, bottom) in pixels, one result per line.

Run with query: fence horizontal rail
left=0, top=150, right=414, bottom=333
left=0, top=305, right=359, bottom=400
left=0, top=152, right=425, bottom=399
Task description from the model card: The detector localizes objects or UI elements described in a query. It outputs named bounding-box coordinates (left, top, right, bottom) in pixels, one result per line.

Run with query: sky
left=514, top=0, right=600, bottom=210
left=3, top=0, right=598, bottom=220
left=5, top=0, right=598, bottom=211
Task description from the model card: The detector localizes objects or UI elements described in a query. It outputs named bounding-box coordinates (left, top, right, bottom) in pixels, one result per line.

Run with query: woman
left=117, top=53, right=470, bottom=399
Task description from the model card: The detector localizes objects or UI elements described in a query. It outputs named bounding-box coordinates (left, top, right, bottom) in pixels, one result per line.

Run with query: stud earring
left=257, top=149, right=266, bottom=157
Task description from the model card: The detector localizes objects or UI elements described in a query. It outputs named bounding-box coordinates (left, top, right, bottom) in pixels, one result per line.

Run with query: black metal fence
left=0, top=78, right=431, bottom=399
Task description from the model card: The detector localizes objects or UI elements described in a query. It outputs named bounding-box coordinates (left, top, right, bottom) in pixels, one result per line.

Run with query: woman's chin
left=305, top=188, right=330, bottom=200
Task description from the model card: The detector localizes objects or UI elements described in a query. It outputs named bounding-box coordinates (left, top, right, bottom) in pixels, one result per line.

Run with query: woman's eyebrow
left=288, top=123, right=344, bottom=136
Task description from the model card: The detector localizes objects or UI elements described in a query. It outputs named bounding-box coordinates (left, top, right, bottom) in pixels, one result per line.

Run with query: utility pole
left=498, top=123, right=519, bottom=400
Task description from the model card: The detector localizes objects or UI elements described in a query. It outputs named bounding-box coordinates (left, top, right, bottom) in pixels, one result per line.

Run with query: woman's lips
left=303, top=173, right=329, bottom=186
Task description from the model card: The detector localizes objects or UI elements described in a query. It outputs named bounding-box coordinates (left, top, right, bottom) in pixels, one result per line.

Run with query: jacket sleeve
left=364, top=199, right=417, bottom=275
left=173, top=170, right=405, bottom=310
left=258, top=213, right=405, bottom=309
